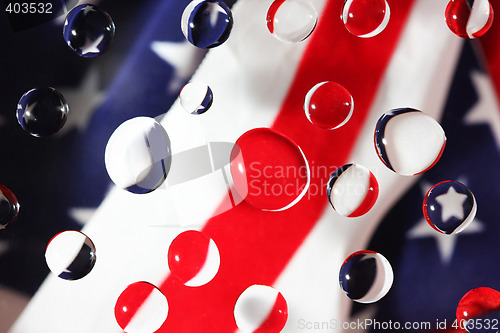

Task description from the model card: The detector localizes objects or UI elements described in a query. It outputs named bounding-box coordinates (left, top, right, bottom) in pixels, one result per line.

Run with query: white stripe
left=9, top=0, right=327, bottom=332
left=466, top=0, right=491, bottom=38
left=274, top=0, right=463, bottom=332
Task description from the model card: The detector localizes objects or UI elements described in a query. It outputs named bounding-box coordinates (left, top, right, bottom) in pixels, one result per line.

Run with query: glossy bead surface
left=423, top=180, right=477, bottom=235
left=342, top=0, right=390, bottom=38
left=17, top=87, right=69, bottom=137
left=374, top=108, right=446, bottom=176
left=266, top=0, right=318, bottom=43
left=181, top=0, right=233, bottom=48
left=0, top=185, right=20, bottom=230
left=180, top=82, right=213, bottom=115
left=63, top=4, right=115, bottom=57
left=445, top=0, right=494, bottom=39
left=45, top=230, right=96, bottom=280
left=339, top=250, right=393, bottom=303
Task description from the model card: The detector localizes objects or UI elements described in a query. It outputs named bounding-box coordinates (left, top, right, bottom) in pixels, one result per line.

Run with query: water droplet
left=342, top=0, right=390, bottom=38
left=0, top=186, right=20, bottom=230
left=304, top=82, right=353, bottom=130
left=374, top=108, right=446, bottom=176
left=179, top=82, right=213, bottom=115
left=423, top=180, right=477, bottom=235
left=234, top=285, right=288, bottom=333
left=63, top=4, right=115, bottom=58
left=168, top=230, right=220, bottom=287
left=445, top=0, right=494, bottom=39
left=230, top=128, right=310, bottom=211
left=105, top=117, right=172, bottom=194
left=45, top=230, right=96, bottom=280
left=457, top=287, right=500, bottom=333
left=327, top=164, right=378, bottom=217
left=181, top=0, right=233, bottom=48
left=266, top=0, right=318, bottom=43
left=17, top=87, right=69, bottom=137
left=115, top=281, right=169, bottom=333
left=339, top=250, right=393, bottom=303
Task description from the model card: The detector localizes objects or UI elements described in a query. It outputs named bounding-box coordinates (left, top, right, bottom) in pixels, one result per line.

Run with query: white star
left=150, top=40, right=206, bottom=94
left=57, top=67, right=105, bottom=134
left=80, top=34, right=104, bottom=56
left=465, top=70, right=500, bottom=150
left=407, top=181, right=484, bottom=264
left=435, top=186, right=468, bottom=222
left=68, top=207, right=97, bottom=226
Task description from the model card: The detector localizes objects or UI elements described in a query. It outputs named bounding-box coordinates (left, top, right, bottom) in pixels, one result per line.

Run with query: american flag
left=1, top=0, right=499, bottom=332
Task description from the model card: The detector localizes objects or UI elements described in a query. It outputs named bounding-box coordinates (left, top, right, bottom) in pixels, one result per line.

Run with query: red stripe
left=156, top=0, right=416, bottom=331
left=479, top=1, right=500, bottom=100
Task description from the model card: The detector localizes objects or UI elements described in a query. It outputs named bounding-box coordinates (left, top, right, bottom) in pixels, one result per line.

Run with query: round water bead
left=423, top=180, right=477, bottom=235
left=445, top=0, right=494, bottom=39
left=115, top=281, right=169, bottom=333
left=374, top=108, right=446, bottom=176
left=105, top=117, right=172, bottom=194
left=342, top=0, right=391, bottom=38
left=0, top=185, right=20, bottom=230
left=181, top=0, right=233, bottom=49
left=339, top=250, right=393, bottom=303
left=45, top=230, right=96, bottom=280
left=234, top=285, right=288, bottom=333
left=17, top=87, right=69, bottom=137
left=457, top=287, right=500, bottom=333
left=327, top=164, right=379, bottom=217
left=63, top=4, right=115, bottom=58
left=266, top=0, right=318, bottom=43
left=230, top=128, right=310, bottom=211
left=179, top=82, right=213, bottom=115
left=168, top=230, right=220, bottom=287
left=304, top=81, right=353, bottom=130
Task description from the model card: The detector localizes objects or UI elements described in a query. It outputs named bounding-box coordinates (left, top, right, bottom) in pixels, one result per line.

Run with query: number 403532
left=5, top=2, right=53, bottom=14
left=452, top=318, right=499, bottom=330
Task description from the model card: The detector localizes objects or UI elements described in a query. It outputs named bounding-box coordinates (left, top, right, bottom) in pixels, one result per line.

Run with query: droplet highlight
left=339, top=250, right=393, bottom=303
left=445, top=0, right=494, bottom=39
left=45, top=230, right=96, bottom=280
left=105, top=117, right=172, bottom=194
left=374, top=108, right=446, bottom=176
left=423, top=180, right=477, bottom=235
left=266, top=0, right=318, bottom=43
left=304, top=81, right=354, bottom=130
left=327, top=164, right=379, bottom=217
left=63, top=4, right=115, bottom=57
left=115, top=281, right=169, bottom=333
left=0, top=185, right=20, bottom=230
left=230, top=128, right=310, bottom=211
left=234, top=285, right=288, bottom=333
left=17, top=87, right=69, bottom=137
left=179, top=82, right=213, bottom=115
left=456, top=287, right=500, bottom=333
left=181, top=0, right=233, bottom=48
left=168, top=230, right=220, bottom=287
left=342, top=0, right=390, bottom=38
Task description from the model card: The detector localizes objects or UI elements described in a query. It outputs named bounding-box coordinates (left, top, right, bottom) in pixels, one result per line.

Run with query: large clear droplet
left=374, top=108, right=446, bottom=176
left=45, top=230, right=96, bottom=280
left=423, top=180, right=477, bottom=235
left=342, top=0, right=390, bottom=38
left=105, top=117, right=172, bottom=194
left=327, top=164, right=379, bottom=217
left=266, top=0, right=318, bottom=43
left=230, top=128, right=310, bottom=211
left=168, top=230, right=220, bottom=287
left=115, top=281, right=169, bottom=333
left=17, top=87, right=69, bottom=137
left=445, top=0, right=494, bottom=39
left=63, top=4, right=115, bottom=57
left=181, top=0, right=233, bottom=48
left=339, top=250, right=393, bottom=303
left=234, top=284, right=288, bottom=333
left=304, top=81, right=354, bottom=130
